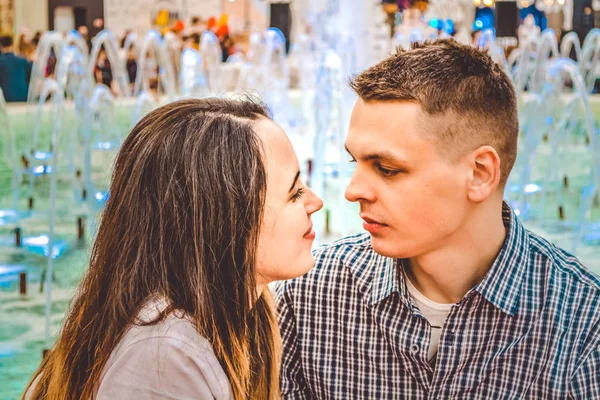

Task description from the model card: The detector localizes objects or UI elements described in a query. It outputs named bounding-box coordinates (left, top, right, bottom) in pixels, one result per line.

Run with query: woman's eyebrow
left=288, top=171, right=300, bottom=193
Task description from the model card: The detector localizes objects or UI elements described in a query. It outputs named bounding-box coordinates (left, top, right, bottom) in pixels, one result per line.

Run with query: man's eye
left=377, top=165, right=400, bottom=177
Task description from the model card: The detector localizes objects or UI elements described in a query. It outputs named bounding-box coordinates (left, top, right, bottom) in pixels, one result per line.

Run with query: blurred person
left=142, top=49, right=159, bottom=95
left=24, top=97, right=322, bottom=399
left=32, top=31, right=42, bottom=46
left=125, top=47, right=137, bottom=91
left=217, top=24, right=233, bottom=62
left=94, top=47, right=113, bottom=89
left=17, top=33, right=29, bottom=56
left=207, top=16, right=217, bottom=33
left=45, top=48, right=57, bottom=77
left=0, top=35, right=32, bottom=102
left=77, top=25, right=92, bottom=52
left=190, top=32, right=201, bottom=50
left=182, top=34, right=194, bottom=49
left=189, top=16, right=205, bottom=35
left=172, top=20, right=185, bottom=38
left=120, top=29, right=133, bottom=49
left=21, top=43, right=36, bottom=63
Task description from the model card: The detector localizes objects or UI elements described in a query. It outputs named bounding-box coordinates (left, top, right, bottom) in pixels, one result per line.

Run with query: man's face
left=345, top=99, right=472, bottom=259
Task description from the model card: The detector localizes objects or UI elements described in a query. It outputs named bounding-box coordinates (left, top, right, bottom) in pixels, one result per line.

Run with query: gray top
left=26, top=298, right=232, bottom=400
left=96, top=298, right=232, bottom=399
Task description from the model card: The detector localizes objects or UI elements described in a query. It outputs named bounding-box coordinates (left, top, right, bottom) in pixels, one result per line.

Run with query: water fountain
left=477, top=28, right=508, bottom=70
left=131, top=91, right=158, bottom=126
left=122, top=31, right=138, bottom=58
left=0, top=89, right=23, bottom=245
left=560, top=31, right=582, bottom=60
left=27, top=31, right=64, bottom=104
left=179, top=48, right=209, bottom=98
left=63, top=30, right=89, bottom=63
left=40, top=77, right=67, bottom=352
left=580, top=29, right=600, bottom=93
left=262, top=29, right=300, bottom=151
left=134, top=30, right=177, bottom=100
left=88, top=30, right=131, bottom=98
left=234, top=32, right=265, bottom=92
left=507, top=54, right=599, bottom=253
left=311, top=49, right=356, bottom=236
left=163, top=31, right=182, bottom=86
left=541, top=59, right=599, bottom=236
left=78, top=84, right=120, bottom=242
left=199, top=31, right=224, bottom=95
left=531, top=29, right=560, bottom=94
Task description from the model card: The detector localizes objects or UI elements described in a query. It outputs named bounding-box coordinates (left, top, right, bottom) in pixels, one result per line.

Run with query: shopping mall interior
left=0, top=0, right=599, bottom=398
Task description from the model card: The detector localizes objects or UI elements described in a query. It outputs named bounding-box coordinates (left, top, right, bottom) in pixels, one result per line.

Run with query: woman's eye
left=291, top=187, right=305, bottom=202
left=348, top=158, right=357, bottom=163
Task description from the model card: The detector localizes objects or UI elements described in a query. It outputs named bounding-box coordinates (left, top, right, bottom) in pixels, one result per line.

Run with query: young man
left=275, top=40, right=600, bottom=399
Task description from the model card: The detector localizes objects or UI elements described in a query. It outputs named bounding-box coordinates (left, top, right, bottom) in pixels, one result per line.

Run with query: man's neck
left=404, top=199, right=507, bottom=304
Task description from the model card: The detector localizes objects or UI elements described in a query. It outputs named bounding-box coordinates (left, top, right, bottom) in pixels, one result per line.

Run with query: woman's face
left=255, top=118, right=323, bottom=285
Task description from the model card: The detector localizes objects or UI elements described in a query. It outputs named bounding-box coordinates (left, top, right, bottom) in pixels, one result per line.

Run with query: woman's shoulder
left=120, top=298, right=212, bottom=352
left=97, top=298, right=232, bottom=399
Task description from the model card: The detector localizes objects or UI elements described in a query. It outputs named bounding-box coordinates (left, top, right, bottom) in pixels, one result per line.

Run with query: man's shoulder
left=527, top=230, right=600, bottom=295
left=526, top=231, right=600, bottom=347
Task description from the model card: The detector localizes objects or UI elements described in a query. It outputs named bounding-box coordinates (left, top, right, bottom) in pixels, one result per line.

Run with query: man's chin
left=370, top=236, right=412, bottom=259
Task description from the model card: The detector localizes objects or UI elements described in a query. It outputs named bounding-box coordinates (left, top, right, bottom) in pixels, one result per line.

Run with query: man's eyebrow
left=345, top=145, right=408, bottom=164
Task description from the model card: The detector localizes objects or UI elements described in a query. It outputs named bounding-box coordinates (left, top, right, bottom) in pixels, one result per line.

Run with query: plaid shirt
left=275, top=204, right=600, bottom=399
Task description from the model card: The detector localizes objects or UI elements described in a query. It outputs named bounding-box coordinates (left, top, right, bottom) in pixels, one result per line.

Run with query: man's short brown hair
left=350, top=39, right=518, bottom=186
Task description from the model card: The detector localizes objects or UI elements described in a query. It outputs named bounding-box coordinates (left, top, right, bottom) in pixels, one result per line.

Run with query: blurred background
left=0, top=0, right=599, bottom=398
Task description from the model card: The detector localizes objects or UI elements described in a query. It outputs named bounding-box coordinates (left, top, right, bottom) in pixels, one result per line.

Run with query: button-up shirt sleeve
left=275, top=281, right=315, bottom=400
left=569, top=345, right=600, bottom=399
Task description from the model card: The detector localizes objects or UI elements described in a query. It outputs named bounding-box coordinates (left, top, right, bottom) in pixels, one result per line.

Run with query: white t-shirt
left=404, top=275, right=454, bottom=366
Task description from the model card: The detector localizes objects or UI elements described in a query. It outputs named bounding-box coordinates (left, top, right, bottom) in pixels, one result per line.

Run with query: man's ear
left=466, top=145, right=501, bottom=203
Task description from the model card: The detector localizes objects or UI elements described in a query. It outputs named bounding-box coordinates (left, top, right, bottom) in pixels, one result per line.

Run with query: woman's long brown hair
left=25, top=98, right=280, bottom=399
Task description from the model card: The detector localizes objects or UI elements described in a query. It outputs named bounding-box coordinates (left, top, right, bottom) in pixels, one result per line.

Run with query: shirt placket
left=372, top=293, right=435, bottom=397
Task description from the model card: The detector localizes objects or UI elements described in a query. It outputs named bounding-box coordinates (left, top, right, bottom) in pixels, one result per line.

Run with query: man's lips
left=360, top=215, right=388, bottom=233
left=360, top=215, right=386, bottom=225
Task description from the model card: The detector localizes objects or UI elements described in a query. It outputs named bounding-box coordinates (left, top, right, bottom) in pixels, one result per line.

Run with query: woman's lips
left=303, top=224, right=315, bottom=240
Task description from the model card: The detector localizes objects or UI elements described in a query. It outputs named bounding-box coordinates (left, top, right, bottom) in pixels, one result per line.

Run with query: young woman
left=24, top=98, right=322, bottom=399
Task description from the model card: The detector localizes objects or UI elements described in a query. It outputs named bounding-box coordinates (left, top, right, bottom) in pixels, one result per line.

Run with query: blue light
left=96, top=141, right=113, bottom=150
left=443, top=20, right=455, bottom=35
left=524, top=184, right=542, bottom=194
left=95, top=191, right=109, bottom=203
left=33, top=151, right=51, bottom=161
left=429, top=18, right=444, bottom=31
left=33, top=165, right=52, bottom=175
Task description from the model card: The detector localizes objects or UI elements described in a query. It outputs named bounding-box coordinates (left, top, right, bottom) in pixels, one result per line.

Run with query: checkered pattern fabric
left=275, top=203, right=600, bottom=399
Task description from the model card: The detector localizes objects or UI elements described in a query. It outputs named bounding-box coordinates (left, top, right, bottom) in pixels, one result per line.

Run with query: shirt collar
left=366, top=251, right=403, bottom=307
left=366, top=202, right=529, bottom=316
left=472, top=202, right=530, bottom=316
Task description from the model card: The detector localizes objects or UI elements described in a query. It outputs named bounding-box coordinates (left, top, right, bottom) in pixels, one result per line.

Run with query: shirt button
left=410, top=343, right=420, bottom=355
